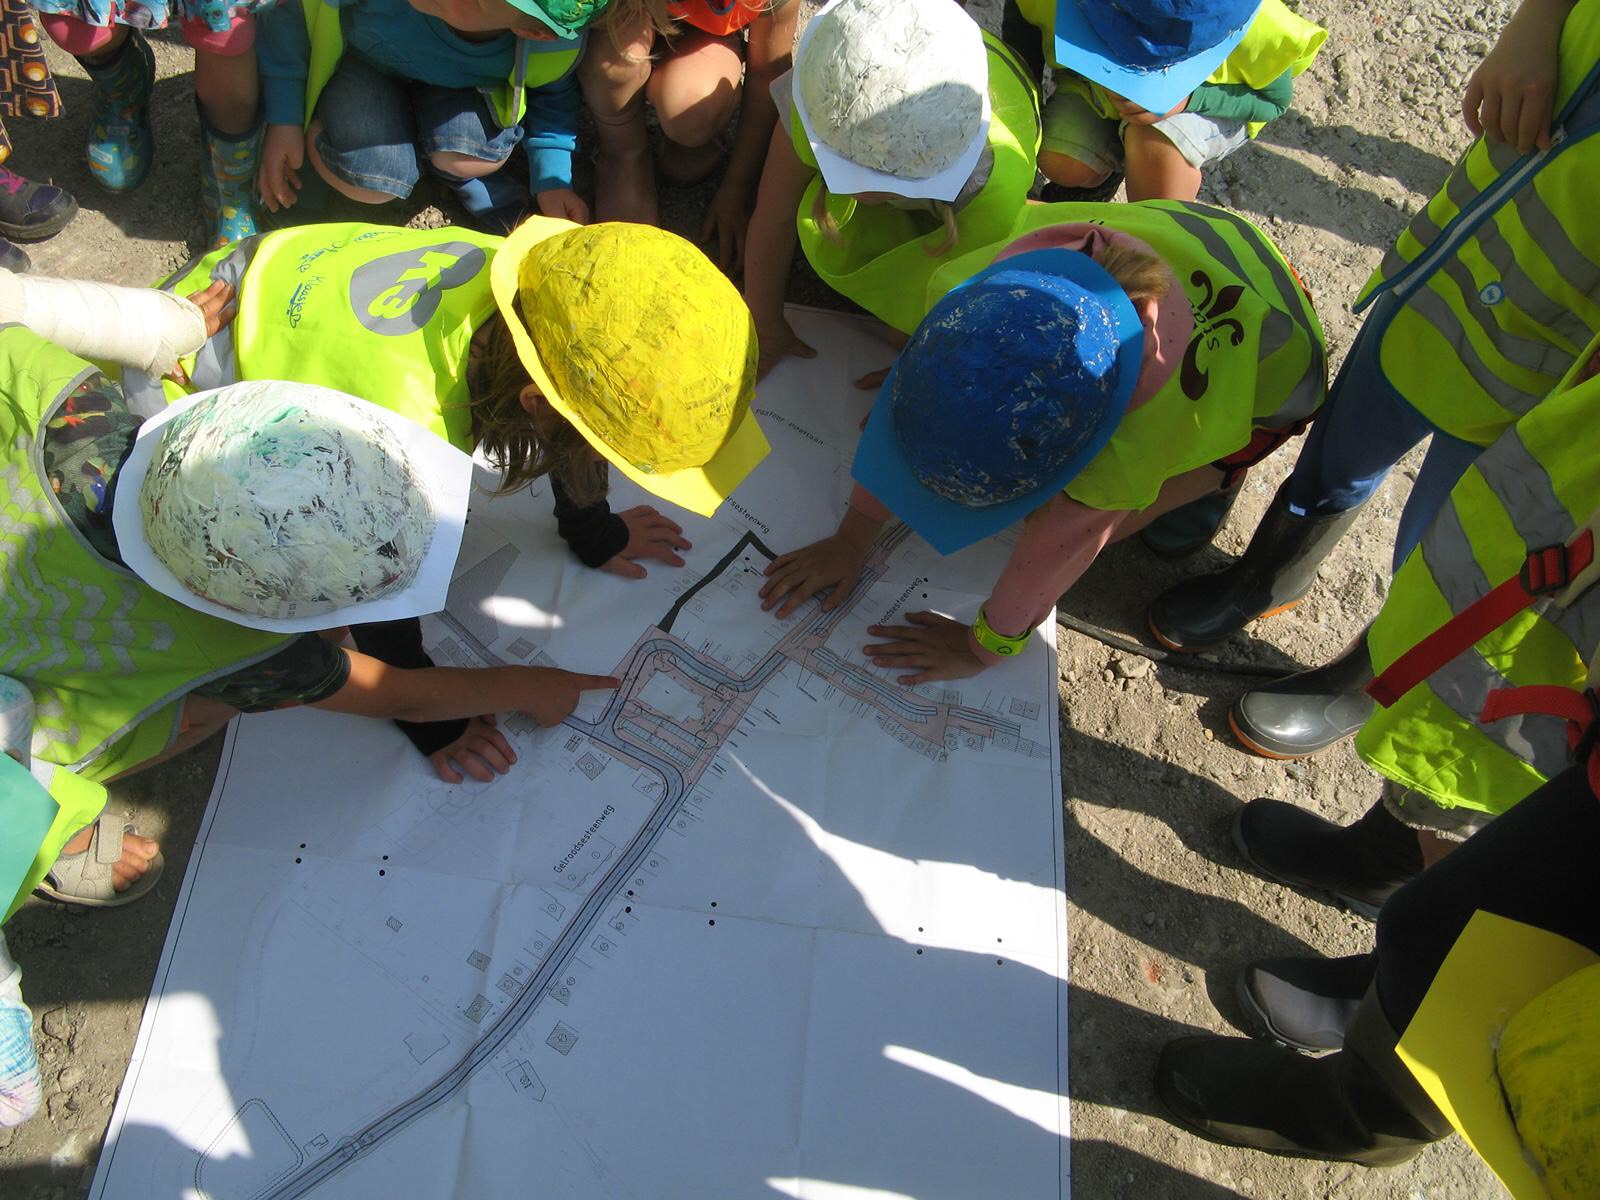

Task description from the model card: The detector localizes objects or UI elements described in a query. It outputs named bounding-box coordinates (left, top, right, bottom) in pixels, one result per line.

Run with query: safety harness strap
left=1368, top=521, right=1600, bottom=708
left=1479, top=683, right=1600, bottom=799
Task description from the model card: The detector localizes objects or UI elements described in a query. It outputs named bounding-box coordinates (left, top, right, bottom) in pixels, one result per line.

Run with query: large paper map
left=89, top=310, right=1070, bottom=1199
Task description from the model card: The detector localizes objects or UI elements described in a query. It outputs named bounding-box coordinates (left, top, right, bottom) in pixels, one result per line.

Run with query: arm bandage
left=0, top=270, right=208, bottom=377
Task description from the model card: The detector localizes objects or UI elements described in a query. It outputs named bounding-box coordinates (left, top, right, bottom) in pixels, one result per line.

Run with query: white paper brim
left=791, top=0, right=991, bottom=204
left=113, top=387, right=474, bottom=634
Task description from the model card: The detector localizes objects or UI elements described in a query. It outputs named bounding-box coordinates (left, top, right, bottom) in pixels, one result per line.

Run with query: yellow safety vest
left=922, top=200, right=1325, bottom=512
left=0, top=327, right=287, bottom=782
left=1013, top=0, right=1325, bottom=135
left=793, top=32, right=1043, bottom=334
left=1356, top=343, right=1600, bottom=817
left=152, top=223, right=503, bottom=451
left=1355, top=0, right=1600, bottom=447
left=300, top=0, right=581, bottom=131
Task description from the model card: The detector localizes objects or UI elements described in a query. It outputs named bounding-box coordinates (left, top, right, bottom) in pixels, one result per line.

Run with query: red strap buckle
left=1521, top=543, right=1575, bottom=595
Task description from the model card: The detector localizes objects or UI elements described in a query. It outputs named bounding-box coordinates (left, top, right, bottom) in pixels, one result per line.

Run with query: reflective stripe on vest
left=301, top=3, right=580, bottom=131
left=922, top=200, right=1325, bottom=513
left=1354, top=6, right=1600, bottom=446
left=1356, top=366, right=1600, bottom=815
left=156, top=223, right=502, bottom=451
left=0, top=327, right=286, bottom=780
left=794, top=33, right=1042, bottom=335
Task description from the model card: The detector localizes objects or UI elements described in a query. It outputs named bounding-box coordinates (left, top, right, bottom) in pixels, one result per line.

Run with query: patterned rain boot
left=200, top=108, right=263, bottom=247
left=80, top=30, right=156, bottom=192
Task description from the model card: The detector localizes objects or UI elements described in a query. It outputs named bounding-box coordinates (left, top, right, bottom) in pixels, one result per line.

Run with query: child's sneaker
left=200, top=112, right=263, bottom=247
left=0, top=165, right=78, bottom=241
left=81, top=31, right=156, bottom=193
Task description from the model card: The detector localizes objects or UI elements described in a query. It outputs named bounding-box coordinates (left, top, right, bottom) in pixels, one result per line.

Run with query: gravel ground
left=1, top=2, right=1518, bottom=1196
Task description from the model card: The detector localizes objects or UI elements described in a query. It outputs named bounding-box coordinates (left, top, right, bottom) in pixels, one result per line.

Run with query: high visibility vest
left=148, top=223, right=504, bottom=451
left=1357, top=345, right=1600, bottom=817
left=1354, top=1, right=1600, bottom=448
left=667, top=0, right=760, bottom=37
left=3, top=759, right=107, bottom=923
left=300, top=0, right=581, bottom=131
left=792, top=31, right=1043, bottom=335
left=922, top=199, right=1326, bottom=513
left=1012, top=0, right=1325, bottom=136
left=0, top=328, right=287, bottom=782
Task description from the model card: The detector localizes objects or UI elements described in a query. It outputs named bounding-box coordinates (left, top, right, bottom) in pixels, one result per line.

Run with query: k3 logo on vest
left=1181, top=268, right=1246, bottom=401
left=348, top=243, right=489, bottom=337
left=1478, top=281, right=1506, bottom=306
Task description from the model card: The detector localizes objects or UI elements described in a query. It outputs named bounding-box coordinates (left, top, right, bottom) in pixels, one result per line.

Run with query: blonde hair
left=601, top=0, right=675, bottom=58
left=1095, top=242, right=1171, bottom=305
left=810, top=185, right=960, bottom=257
left=467, top=310, right=608, bottom=505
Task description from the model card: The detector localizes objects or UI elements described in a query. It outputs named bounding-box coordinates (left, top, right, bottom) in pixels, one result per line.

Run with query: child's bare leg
left=104, top=696, right=240, bottom=782
left=191, top=43, right=257, bottom=135
left=580, top=11, right=657, bottom=223
left=305, top=117, right=395, bottom=205
left=648, top=30, right=742, bottom=187
left=430, top=150, right=500, bottom=179
left=1037, top=149, right=1113, bottom=189
left=1122, top=123, right=1201, bottom=202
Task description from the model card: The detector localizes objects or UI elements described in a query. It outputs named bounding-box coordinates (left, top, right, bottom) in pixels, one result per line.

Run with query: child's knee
left=181, top=15, right=255, bottom=57
left=427, top=150, right=506, bottom=180
left=1038, top=149, right=1111, bottom=189
left=648, top=36, right=742, bottom=146
left=38, top=13, right=121, bottom=57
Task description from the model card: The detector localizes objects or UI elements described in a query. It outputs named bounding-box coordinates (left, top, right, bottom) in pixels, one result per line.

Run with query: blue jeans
left=313, top=53, right=522, bottom=198
left=1283, top=292, right=1483, bottom=569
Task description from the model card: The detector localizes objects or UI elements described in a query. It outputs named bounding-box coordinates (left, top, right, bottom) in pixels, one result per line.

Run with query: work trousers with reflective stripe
left=1283, top=289, right=1482, bottom=568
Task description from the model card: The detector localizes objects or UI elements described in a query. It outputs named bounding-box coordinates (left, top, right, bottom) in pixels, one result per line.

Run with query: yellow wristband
left=972, top=606, right=1030, bottom=657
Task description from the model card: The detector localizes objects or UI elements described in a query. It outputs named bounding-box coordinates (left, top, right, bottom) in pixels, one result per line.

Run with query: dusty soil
left=1, top=2, right=1516, bottom=1197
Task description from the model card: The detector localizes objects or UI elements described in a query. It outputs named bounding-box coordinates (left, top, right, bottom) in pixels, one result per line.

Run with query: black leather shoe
left=1231, top=799, right=1423, bottom=919
left=1230, top=629, right=1375, bottom=758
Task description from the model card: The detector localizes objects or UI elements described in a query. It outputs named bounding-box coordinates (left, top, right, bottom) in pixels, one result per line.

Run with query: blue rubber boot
left=80, top=31, right=156, bottom=193
left=200, top=108, right=263, bottom=247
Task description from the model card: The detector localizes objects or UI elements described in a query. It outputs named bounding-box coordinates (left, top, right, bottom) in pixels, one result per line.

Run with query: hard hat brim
left=492, top=216, right=769, bottom=519
left=1052, top=0, right=1260, bottom=116
left=852, top=248, right=1143, bottom=555
left=114, top=386, right=474, bottom=633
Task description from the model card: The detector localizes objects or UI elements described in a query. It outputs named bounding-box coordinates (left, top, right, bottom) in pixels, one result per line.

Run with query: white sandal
left=35, top=811, right=164, bottom=908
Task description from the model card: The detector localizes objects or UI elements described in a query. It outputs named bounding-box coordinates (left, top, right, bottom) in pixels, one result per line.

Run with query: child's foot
left=80, top=31, right=156, bottom=193
left=656, top=136, right=727, bottom=189
left=593, top=147, right=659, bottom=225
left=44, top=819, right=161, bottom=902
left=0, top=166, right=78, bottom=241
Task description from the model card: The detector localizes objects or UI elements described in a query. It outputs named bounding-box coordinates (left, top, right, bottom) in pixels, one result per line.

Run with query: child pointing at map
left=759, top=205, right=1325, bottom=683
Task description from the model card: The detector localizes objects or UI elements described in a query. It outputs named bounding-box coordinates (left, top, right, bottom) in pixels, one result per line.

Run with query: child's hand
left=428, top=715, right=517, bottom=784
left=755, top=313, right=816, bottom=379
left=864, top=611, right=984, bottom=685
left=1108, top=92, right=1188, bottom=126
left=518, top=667, right=621, bottom=727
left=165, top=280, right=239, bottom=385
left=600, top=506, right=693, bottom=580
left=259, top=124, right=305, bottom=213
left=701, top=176, right=757, bottom=272
left=537, top=187, right=590, bottom=224
left=1462, top=0, right=1566, bottom=152
left=761, top=532, right=872, bottom=619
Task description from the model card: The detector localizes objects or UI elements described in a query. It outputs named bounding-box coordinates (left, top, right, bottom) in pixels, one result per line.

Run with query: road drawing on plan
left=248, top=530, right=1025, bottom=1199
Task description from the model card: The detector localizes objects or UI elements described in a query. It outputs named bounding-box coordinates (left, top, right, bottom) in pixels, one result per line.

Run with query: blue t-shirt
left=258, top=0, right=581, bottom=191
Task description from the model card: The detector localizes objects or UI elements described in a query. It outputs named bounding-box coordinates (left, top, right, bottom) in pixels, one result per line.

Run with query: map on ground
left=90, top=309, right=1070, bottom=1200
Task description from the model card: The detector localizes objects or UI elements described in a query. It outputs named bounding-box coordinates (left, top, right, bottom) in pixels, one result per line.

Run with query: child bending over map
left=758, top=203, right=1326, bottom=683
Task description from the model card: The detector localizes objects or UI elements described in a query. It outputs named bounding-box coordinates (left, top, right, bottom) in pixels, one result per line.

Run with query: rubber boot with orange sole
left=1146, top=486, right=1364, bottom=652
left=1229, top=627, right=1375, bottom=758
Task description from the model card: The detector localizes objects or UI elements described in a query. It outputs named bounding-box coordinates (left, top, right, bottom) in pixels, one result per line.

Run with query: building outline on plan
left=242, top=526, right=1034, bottom=1200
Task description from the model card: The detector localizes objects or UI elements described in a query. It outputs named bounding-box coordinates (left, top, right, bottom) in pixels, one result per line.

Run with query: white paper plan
left=90, top=309, right=1071, bottom=1200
